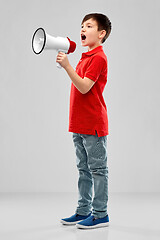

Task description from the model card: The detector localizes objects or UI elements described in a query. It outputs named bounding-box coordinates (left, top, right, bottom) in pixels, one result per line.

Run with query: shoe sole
left=76, top=222, right=109, bottom=229
left=60, top=219, right=83, bottom=225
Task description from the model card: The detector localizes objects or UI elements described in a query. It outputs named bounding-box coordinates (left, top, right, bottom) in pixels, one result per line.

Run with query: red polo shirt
left=69, top=45, right=109, bottom=137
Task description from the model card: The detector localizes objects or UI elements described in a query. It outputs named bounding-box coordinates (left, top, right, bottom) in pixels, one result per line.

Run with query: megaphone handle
left=56, top=50, right=61, bottom=68
left=56, top=50, right=67, bottom=69
left=56, top=62, right=62, bottom=69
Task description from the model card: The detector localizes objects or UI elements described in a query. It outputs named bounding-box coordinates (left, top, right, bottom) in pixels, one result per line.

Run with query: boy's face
left=81, top=18, right=104, bottom=49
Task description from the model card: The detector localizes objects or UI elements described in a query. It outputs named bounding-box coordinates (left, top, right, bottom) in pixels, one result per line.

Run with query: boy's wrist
left=64, top=63, right=72, bottom=72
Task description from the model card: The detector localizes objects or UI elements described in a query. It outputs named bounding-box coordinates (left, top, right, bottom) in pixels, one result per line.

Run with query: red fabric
left=69, top=45, right=109, bottom=137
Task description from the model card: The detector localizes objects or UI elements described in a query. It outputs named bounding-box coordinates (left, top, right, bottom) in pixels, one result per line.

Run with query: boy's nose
left=81, top=29, right=86, bottom=34
left=81, top=27, right=86, bottom=32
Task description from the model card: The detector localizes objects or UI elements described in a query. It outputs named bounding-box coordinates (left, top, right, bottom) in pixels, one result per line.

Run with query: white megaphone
left=32, top=27, right=76, bottom=68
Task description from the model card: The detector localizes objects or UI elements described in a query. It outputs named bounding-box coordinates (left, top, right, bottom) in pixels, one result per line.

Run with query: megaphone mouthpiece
left=67, top=37, right=76, bottom=54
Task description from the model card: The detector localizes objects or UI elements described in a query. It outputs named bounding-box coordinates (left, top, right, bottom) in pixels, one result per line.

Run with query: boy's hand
left=56, top=52, right=70, bottom=69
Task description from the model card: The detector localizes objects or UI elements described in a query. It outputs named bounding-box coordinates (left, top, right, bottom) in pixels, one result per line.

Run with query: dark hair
left=81, top=13, right=112, bottom=43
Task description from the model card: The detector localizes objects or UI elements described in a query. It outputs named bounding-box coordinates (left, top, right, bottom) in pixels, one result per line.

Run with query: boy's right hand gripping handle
left=56, top=37, right=76, bottom=69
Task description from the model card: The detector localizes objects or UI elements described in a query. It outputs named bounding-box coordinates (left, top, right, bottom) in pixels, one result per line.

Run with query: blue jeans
left=72, top=132, right=108, bottom=218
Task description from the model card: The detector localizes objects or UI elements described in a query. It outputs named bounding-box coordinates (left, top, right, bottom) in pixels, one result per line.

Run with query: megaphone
left=32, top=27, right=76, bottom=68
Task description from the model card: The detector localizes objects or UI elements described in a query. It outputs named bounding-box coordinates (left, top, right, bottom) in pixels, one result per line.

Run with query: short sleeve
left=84, top=55, right=106, bottom=82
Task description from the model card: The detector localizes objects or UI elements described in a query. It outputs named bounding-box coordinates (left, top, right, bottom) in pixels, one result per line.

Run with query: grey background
left=0, top=0, right=159, bottom=193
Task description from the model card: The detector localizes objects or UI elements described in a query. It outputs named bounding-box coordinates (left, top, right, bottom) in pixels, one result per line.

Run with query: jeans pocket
left=88, top=138, right=107, bottom=170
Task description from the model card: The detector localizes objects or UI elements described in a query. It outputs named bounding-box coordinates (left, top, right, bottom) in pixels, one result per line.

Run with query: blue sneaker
left=60, top=213, right=91, bottom=225
left=76, top=215, right=109, bottom=229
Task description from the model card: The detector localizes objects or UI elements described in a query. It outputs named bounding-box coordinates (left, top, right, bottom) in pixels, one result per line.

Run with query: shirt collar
left=81, top=45, right=103, bottom=58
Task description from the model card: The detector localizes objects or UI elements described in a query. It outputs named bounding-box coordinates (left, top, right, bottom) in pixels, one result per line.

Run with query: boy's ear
left=99, top=30, right=106, bottom=41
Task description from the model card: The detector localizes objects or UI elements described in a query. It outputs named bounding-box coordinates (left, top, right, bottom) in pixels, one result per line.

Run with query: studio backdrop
left=0, top=0, right=160, bottom=193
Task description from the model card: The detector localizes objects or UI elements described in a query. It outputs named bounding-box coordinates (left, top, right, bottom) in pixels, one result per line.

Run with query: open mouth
left=81, top=34, right=86, bottom=41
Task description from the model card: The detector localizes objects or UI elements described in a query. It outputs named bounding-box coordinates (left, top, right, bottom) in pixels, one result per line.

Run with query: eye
left=81, top=25, right=84, bottom=28
left=88, top=25, right=92, bottom=28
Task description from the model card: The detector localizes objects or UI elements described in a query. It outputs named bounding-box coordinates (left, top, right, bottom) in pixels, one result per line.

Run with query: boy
left=56, top=13, right=112, bottom=229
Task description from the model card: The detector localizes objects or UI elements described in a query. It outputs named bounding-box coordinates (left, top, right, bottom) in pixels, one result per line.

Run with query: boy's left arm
left=56, top=52, right=95, bottom=94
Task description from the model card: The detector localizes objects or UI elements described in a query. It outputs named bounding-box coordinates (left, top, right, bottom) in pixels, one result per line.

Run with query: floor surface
left=0, top=192, right=160, bottom=240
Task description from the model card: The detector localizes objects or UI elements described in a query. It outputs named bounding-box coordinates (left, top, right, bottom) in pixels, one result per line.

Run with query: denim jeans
left=72, top=132, right=108, bottom=218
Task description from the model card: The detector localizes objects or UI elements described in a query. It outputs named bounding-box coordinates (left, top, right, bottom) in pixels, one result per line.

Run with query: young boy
left=56, top=13, right=112, bottom=229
